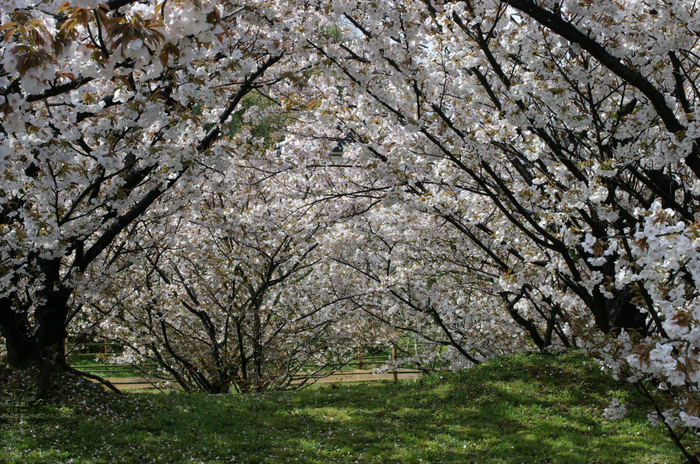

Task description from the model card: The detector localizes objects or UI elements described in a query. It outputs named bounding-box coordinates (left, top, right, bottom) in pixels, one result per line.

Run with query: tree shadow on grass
left=0, top=352, right=685, bottom=464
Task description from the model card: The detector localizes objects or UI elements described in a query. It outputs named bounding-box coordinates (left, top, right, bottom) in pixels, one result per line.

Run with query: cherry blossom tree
left=84, top=154, right=377, bottom=393
left=322, top=201, right=537, bottom=369
left=273, top=0, right=700, bottom=458
left=0, top=0, right=300, bottom=396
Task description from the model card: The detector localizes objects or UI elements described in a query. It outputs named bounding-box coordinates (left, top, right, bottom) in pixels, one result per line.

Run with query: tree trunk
left=34, top=283, right=72, bottom=398
left=0, top=258, right=73, bottom=398
left=253, top=307, right=263, bottom=392
left=0, top=299, right=39, bottom=367
left=34, top=259, right=71, bottom=363
left=34, top=294, right=70, bottom=366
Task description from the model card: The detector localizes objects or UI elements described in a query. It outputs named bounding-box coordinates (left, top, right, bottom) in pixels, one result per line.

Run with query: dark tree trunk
left=34, top=258, right=71, bottom=367
left=0, top=258, right=73, bottom=399
left=0, top=287, right=72, bottom=399
left=34, top=293, right=71, bottom=367
left=604, top=285, right=648, bottom=335
left=34, top=280, right=72, bottom=399
left=252, top=306, right=263, bottom=392
left=0, top=299, right=39, bottom=367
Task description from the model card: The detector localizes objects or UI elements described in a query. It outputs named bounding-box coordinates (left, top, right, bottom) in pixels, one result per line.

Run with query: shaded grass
left=0, top=351, right=686, bottom=463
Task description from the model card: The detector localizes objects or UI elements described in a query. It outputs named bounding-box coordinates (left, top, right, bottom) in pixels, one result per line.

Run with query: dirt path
left=98, top=369, right=421, bottom=390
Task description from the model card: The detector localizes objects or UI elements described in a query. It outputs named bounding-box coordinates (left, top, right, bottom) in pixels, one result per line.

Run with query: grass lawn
left=0, top=351, right=687, bottom=463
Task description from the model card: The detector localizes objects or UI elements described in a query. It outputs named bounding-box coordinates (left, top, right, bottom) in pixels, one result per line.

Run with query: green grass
left=0, top=351, right=686, bottom=463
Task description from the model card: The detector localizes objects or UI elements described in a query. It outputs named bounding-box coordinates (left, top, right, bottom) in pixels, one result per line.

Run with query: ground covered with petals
left=0, top=352, right=685, bottom=463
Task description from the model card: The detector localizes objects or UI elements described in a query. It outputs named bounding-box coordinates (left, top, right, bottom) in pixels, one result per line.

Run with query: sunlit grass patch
left=0, top=351, right=686, bottom=463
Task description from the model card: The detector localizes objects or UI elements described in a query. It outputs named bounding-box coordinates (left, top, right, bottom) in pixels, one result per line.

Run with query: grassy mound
left=0, top=351, right=685, bottom=463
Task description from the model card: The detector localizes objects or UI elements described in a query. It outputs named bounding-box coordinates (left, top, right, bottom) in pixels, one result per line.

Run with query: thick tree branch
left=503, top=0, right=700, bottom=179
left=76, top=53, right=283, bottom=271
